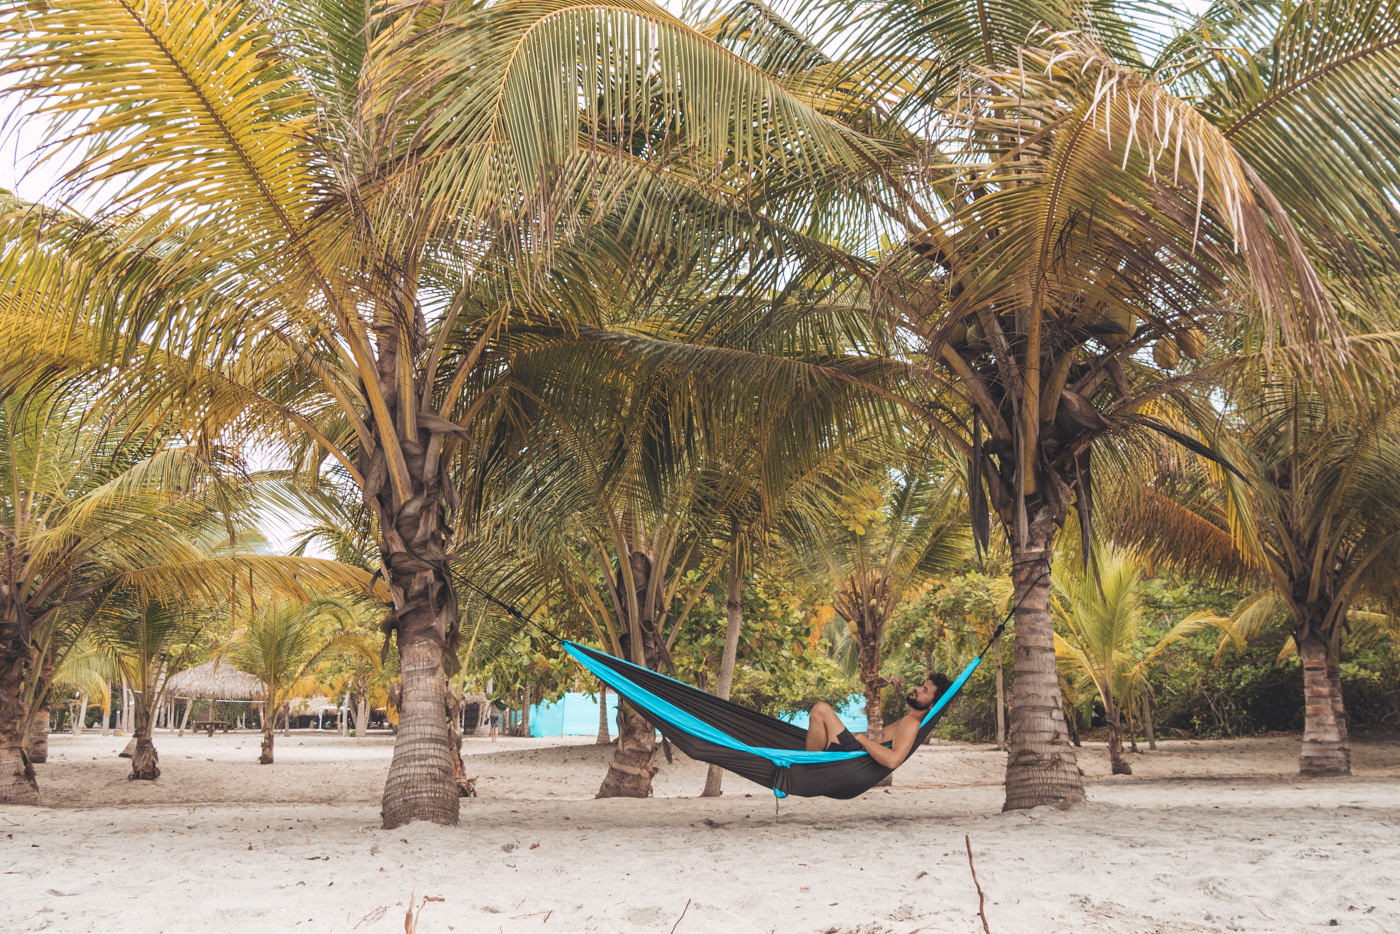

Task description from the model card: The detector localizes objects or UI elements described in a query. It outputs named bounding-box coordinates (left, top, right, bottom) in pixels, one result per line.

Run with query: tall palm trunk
left=369, top=429, right=462, bottom=828
left=1103, top=694, right=1131, bottom=775
left=1298, top=630, right=1348, bottom=776
left=599, top=700, right=657, bottom=796
left=599, top=550, right=662, bottom=798
left=73, top=691, right=88, bottom=736
left=24, top=701, right=49, bottom=764
left=0, top=596, right=38, bottom=803
left=702, top=537, right=743, bottom=797
left=994, top=642, right=1007, bottom=750
left=130, top=704, right=159, bottom=780
left=1004, top=516, right=1084, bottom=810
left=22, top=647, right=52, bottom=763
left=355, top=695, right=369, bottom=738
left=857, top=623, right=885, bottom=743
left=595, top=686, right=610, bottom=744
left=259, top=696, right=276, bottom=764
left=1326, top=640, right=1350, bottom=769
left=0, top=631, right=37, bottom=803
left=1142, top=688, right=1156, bottom=751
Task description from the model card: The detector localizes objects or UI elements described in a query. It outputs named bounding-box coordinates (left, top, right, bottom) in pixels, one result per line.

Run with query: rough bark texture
left=702, top=542, right=744, bottom=797
left=598, top=550, right=662, bottom=798
left=858, top=630, right=886, bottom=744
left=72, top=692, right=88, bottom=736
left=381, top=636, right=457, bottom=826
left=0, top=604, right=37, bottom=804
left=837, top=576, right=894, bottom=788
left=993, top=643, right=1006, bottom=750
left=24, top=699, right=49, bottom=764
left=1104, top=698, right=1131, bottom=775
left=1004, top=518, right=1084, bottom=810
left=354, top=697, right=369, bottom=738
left=1298, top=632, right=1349, bottom=776
left=595, top=686, right=610, bottom=745
left=24, top=650, right=53, bottom=762
left=598, top=699, right=658, bottom=797
left=445, top=691, right=474, bottom=796
left=1326, top=643, right=1350, bottom=767
left=259, top=726, right=275, bottom=765
left=129, top=707, right=160, bottom=781
left=370, top=432, right=461, bottom=827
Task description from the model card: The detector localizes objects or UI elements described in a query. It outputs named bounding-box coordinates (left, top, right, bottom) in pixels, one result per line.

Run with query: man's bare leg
left=805, top=702, right=845, bottom=751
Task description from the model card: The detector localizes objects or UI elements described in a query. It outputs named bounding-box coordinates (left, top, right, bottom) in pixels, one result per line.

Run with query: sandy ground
left=3, top=730, right=1399, bottom=934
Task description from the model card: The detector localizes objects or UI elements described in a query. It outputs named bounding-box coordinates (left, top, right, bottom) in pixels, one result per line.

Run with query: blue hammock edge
left=562, top=640, right=981, bottom=770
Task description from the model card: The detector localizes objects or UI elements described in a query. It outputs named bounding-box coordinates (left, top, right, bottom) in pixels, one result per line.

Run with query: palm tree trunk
left=599, top=549, right=662, bottom=798
left=1326, top=642, right=1350, bottom=769
left=355, top=696, right=368, bottom=738
left=371, top=431, right=462, bottom=827
left=1104, top=694, right=1131, bottom=775
left=100, top=682, right=111, bottom=736
left=520, top=684, right=531, bottom=737
left=703, top=538, right=743, bottom=797
left=25, top=701, right=49, bottom=763
left=857, top=627, right=884, bottom=742
left=130, top=703, right=160, bottom=780
left=73, top=691, right=88, bottom=736
left=994, top=642, right=1006, bottom=750
left=380, top=602, right=457, bottom=826
left=1125, top=700, right=1139, bottom=754
left=1298, top=631, right=1349, bottom=776
left=177, top=698, right=191, bottom=736
left=597, top=699, right=657, bottom=797
left=595, top=686, right=610, bottom=744
left=1142, top=689, right=1156, bottom=751
left=259, top=724, right=275, bottom=764
left=0, top=608, right=38, bottom=803
left=1004, top=521, right=1084, bottom=810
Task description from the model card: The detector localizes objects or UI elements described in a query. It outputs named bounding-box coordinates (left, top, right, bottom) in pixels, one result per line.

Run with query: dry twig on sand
left=669, top=897, right=692, bottom=933
left=404, top=891, right=444, bottom=934
left=965, top=834, right=991, bottom=934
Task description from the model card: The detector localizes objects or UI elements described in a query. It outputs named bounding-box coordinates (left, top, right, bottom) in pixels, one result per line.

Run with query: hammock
left=563, top=639, right=984, bottom=799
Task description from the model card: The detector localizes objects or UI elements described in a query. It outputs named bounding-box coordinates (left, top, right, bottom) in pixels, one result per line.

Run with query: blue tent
left=528, top=692, right=867, bottom=737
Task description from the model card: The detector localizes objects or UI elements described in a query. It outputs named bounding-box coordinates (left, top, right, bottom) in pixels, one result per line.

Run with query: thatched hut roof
left=289, top=694, right=341, bottom=713
left=165, top=660, right=263, bottom=700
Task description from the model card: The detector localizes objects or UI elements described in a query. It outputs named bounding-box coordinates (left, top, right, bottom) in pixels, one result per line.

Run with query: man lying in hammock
left=803, top=673, right=953, bottom=768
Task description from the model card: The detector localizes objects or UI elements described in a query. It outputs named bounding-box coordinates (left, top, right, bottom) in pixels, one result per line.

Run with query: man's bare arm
left=853, top=720, right=918, bottom=769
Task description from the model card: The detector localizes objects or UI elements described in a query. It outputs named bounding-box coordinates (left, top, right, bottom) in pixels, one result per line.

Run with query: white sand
left=4, top=730, right=1399, bottom=933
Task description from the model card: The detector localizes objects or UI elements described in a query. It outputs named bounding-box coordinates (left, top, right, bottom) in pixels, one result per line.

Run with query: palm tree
left=1051, top=545, right=1224, bottom=774
left=0, top=390, right=373, bottom=803
left=0, top=0, right=874, bottom=826
left=791, top=462, right=967, bottom=743
left=93, top=597, right=207, bottom=780
left=222, top=600, right=367, bottom=765
left=1107, top=385, right=1400, bottom=775
left=690, top=0, right=1400, bottom=809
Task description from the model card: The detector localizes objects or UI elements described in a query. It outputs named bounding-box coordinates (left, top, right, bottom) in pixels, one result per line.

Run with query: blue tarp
left=528, top=692, right=868, bottom=737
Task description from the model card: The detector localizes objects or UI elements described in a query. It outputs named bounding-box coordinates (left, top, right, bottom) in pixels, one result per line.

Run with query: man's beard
left=906, top=690, right=932, bottom=711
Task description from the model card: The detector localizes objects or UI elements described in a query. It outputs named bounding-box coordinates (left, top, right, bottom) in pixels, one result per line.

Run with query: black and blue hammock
left=462, top=566, right=1043, bottom=801
left=562, top=639, right=985, bottom=800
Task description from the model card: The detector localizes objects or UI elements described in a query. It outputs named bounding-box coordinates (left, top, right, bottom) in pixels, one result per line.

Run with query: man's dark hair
left=905, top=672, right=953, bottom=711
